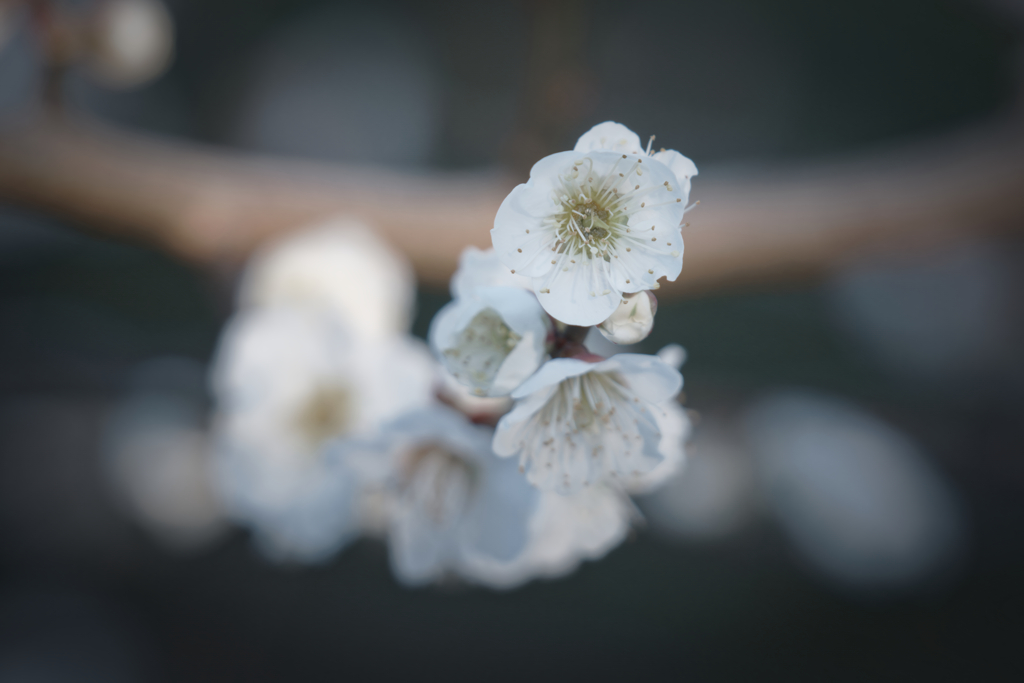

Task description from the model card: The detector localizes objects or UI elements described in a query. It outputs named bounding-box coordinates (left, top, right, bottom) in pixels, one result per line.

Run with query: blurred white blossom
left=493, top=354, right=684, bottom=493
left=491, top=121, right=696, bottom=326
left=462, top=483, right=635, bottom=589
left=640, top=420, right=758, bottom=541
left=429, top=286, right=551, bottom=397
left=239, top=217, right=416, bottom=341
left=102, top=391, right=227, bottom=551
left=744, top=391, right=964, bottom=589
left=343, top=406, right=634, bottom=589
left=210, top=306, right=434, bottom=562
left=85, top=0, right=174, bottom=88
left=366, top=407, right=539, bottom=586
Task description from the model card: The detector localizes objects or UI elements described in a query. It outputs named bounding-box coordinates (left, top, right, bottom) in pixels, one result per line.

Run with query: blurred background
left=1, top=0, right=1023, bottom=680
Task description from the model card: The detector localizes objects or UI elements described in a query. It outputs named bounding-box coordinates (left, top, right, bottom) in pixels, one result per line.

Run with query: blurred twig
left=1, top=112, right=1023, bottom=297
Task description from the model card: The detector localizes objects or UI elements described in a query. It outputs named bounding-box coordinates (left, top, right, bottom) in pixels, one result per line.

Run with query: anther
left=648, top=269, right=654, bottom=274
left=641, top=202, right=646, bottom=208
left=626, top=247, right=631, bottom=252
left=517, top=248, right=522, bottom=253
left=551, top=260, right=556, bottom=264
left=510, top=269, right=515, bottom=273
left=635, top=185, right=639, bottom=190
left=652, top=237, right=656, bottom=241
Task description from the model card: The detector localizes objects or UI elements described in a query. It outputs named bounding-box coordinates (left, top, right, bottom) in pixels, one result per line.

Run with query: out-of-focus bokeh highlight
left=1, top=0, right=1023, bottom=680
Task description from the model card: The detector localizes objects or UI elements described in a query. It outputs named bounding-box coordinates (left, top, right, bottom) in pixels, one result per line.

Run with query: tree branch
left=2, top=112, right=1023, bottom=296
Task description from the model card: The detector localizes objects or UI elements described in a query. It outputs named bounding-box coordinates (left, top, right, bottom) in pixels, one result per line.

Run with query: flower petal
left=652, top=149, right=698, bottom=202
left=450, top=247, right=532, bottom=298
left=574, top=121, right=643, bottom=155
left=531, top=250, right=620, bottom=326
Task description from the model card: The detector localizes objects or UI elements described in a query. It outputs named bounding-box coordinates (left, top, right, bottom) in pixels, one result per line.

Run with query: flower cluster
left=208, top=121, right=696, bottom=589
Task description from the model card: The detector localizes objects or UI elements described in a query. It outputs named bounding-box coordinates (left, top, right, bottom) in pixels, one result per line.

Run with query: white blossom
left=460, top=484, right=636, bottom=589
left=238, top=217, right=416, bottom=341
left=743, top=392, right=964, bottom=589
left=450, top=246, right=533, bottom=299
left=493, top=353, right=684, bottom=493
left=341, top=406, right=540, bottom=587
left=429, top=286, right=551, bottom=397
left=85, top=0, right=175, bottom=88
left=491, top=121, right=697, bottom=326
left=209, top=306, right=434, bottom=562
left=342, top=406, right=636, bottom=589
left=101, top=390, right=228, bottom=551
left=597, top=290, right=658, bottom=345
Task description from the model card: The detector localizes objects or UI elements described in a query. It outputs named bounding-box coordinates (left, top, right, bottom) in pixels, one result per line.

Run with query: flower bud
left=429, top=287, right=551, bottom=397
left=596, top=290, right=657, bottom=345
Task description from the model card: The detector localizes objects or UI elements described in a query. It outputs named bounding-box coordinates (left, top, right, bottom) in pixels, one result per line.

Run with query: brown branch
left=1, top=112, right=1024, bottom=297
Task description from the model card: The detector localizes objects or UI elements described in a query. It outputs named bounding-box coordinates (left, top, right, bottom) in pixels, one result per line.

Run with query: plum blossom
left=209, top=306, right=434, bottom=562
left=86, top=0, right=175, bottom=88
left=238, top=217, right=416, bottom=340
left=460, top=484, right=636, bottom=589
left=493, top=353, right=684, bottom=493
left=343, top=406, right=540, bottom=586
left=343, top=406, right=636, bottom=588
left=597, top=290, right=658, bottom=345
left=429, top=286, right=552, bottom=397
left=101, top=379, right=228, bottom=552
left=450, top=246, right=533, bottom=299
left=491, top=121, right=697, bottom=326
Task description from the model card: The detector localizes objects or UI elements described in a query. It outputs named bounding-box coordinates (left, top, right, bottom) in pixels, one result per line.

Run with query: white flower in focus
left=493, top=354, right=684, bottom=493
left=238, top=217, right=416, bottom=340
left=622, top=343, right=691, bottom=493
left=597, top=290, right=658, bottom=345
left=491, top=121, right=696, bottom=326
left=210, top=307, right=434, bottom=562
left=343, top=406, right=541, bottom=587
left=450, top=246, right=534, bottom=299
left=429, top=287, right=552, bottom=397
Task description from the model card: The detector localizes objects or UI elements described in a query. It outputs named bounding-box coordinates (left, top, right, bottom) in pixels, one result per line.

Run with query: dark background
left=1, top=0, right=1023, bottom=680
